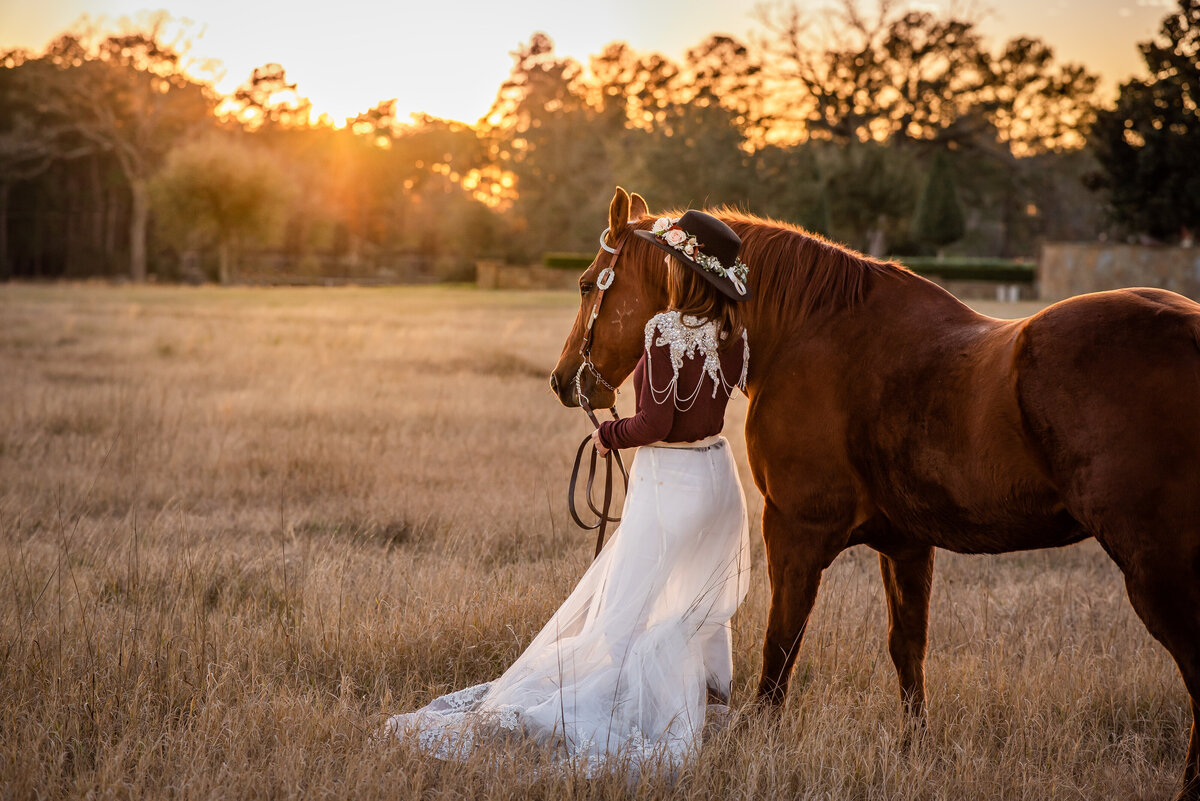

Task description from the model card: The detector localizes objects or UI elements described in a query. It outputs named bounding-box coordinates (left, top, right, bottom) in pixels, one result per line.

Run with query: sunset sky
left=0, top=0, right=1177, bottom=126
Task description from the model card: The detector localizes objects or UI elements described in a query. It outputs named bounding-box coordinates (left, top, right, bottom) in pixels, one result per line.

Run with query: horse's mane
left=636, top=207, right=903, bottom=331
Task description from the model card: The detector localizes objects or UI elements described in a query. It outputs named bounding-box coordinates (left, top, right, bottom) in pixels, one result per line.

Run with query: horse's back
left=1015, top=288, right=1200, bottom=540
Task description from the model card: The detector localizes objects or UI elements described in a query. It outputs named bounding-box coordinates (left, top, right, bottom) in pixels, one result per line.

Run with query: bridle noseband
left=567, top=224, right=632, bottom=558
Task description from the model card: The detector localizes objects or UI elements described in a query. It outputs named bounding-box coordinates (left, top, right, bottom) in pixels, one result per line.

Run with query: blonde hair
left=665, top=257, right=745, bottom=350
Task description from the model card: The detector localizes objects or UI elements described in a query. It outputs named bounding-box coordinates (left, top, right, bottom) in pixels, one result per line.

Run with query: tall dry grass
left=0, top=283, right=1188, bottom=799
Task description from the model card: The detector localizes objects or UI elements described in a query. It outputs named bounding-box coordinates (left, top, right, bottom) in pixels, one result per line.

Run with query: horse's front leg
left=755, top=500, right=847, bottom=706
left=877, top=543, right=935, bottom=720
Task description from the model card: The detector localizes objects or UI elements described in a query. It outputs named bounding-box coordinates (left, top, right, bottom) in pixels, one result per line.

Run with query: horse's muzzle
left=549, top=369, right=581, bottom=408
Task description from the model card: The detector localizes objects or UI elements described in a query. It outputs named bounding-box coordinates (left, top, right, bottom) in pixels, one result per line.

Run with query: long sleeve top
left=597, top=311, right=747, bottom=451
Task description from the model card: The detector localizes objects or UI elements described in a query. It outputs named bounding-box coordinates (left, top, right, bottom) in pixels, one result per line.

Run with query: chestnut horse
left=551, top=187, right=1200, bottom=799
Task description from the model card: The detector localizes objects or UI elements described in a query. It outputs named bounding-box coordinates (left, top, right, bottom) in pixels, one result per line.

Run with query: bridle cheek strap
left=568, top=231, right=630, bottom=558
left=578, top=238, right=624, bottom=372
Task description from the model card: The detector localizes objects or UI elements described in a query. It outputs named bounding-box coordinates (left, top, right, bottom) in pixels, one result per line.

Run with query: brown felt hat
left=633, top=210, right=752, bottom=302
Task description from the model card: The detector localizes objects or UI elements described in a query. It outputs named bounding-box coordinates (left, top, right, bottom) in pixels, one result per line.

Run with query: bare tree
left=755, top=0, right=1096, bottom=153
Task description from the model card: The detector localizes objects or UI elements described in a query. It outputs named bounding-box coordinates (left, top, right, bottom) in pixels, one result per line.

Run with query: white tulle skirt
left=385, top=436, right=752, bottom=775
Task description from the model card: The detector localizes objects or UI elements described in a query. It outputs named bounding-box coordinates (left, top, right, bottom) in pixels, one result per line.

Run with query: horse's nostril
left=549, top=374, right=559, bottom=394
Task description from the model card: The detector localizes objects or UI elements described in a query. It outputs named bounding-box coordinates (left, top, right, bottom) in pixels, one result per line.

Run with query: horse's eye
left=580, top=283, right=594, bottom=297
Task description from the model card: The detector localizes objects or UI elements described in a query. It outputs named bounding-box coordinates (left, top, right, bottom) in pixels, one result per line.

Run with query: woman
left=385, top=210, right=752, bottom=776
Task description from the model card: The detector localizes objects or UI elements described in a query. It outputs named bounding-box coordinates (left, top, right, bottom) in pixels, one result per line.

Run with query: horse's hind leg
left=1104, top=538, right=1200, bottom=800
left=877, top=543, right=935, bottom=720
left=1125, top=570, right=1200, bottom=800
left=1013, top=287, right=1200, bottom=796
left=1188, top=697, right=1200, bottom=801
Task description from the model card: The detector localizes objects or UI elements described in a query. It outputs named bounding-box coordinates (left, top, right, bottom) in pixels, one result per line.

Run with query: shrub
left=543, top=253, right=595, bottom=271
left=899, top=257, right=1035, bottom=283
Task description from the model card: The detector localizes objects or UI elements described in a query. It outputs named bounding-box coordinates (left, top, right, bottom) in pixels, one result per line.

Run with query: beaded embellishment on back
left=644, top=311, right=749, bottom=411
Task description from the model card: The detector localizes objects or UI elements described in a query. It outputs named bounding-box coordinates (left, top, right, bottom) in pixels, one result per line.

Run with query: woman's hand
left=592, top=428, right=610, bottom=457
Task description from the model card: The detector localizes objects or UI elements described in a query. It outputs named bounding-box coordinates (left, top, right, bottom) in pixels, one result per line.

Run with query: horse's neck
left=743, top=267, right=982, bottom=365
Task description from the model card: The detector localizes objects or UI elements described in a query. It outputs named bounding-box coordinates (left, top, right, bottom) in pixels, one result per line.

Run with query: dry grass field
left=0, top=282, right=1189, bottom=800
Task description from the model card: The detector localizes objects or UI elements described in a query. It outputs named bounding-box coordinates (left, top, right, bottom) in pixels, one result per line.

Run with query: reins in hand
left=567, top=401, right=628, bottom=559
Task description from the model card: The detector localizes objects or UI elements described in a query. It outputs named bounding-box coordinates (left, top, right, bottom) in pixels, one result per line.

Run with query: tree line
left=1, top=0, right=1196, bottom=282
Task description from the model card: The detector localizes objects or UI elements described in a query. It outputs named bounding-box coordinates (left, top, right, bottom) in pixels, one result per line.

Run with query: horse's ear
left=606, top=187, right=631, bottom=247
left=629, top=192, right=649, bottom=221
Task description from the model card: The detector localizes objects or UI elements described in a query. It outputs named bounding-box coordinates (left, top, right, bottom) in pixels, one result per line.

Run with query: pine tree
left=911, top=150, right=965, bottom=253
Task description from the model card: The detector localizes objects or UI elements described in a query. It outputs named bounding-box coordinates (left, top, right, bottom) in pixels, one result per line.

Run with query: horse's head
left=550, top=187, right=668, bottom=409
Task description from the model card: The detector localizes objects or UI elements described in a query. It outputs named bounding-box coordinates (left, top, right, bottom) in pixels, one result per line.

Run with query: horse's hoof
left=749, top=692, right=787, bottom=713
left=899, top=714, right=929, bottom=753
left=1174, top=778, right=1200, bottom=801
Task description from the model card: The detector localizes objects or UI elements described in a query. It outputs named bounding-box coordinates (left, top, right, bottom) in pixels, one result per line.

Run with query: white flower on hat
left=644, top=210, right=751, bottom=292
left=663, top=228, right=687, bottom=247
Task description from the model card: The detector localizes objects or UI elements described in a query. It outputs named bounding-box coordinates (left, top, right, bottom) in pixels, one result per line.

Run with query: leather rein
left=567, top=227, right=631, bottom=558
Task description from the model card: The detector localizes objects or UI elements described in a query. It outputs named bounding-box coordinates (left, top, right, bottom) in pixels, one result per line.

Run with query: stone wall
left=1040, top=243, right=1200, bottom=302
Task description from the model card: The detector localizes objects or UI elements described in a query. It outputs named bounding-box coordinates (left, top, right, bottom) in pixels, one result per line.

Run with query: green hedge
left=543, top=252, right=595, bottom=270
left=898, top=257, right=1036, bottom=283
left=541, top=252, right=1036, bottom=283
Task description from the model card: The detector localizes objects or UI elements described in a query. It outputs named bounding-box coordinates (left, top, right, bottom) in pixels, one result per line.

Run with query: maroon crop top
left=597, top=313, right=746, bottom=451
